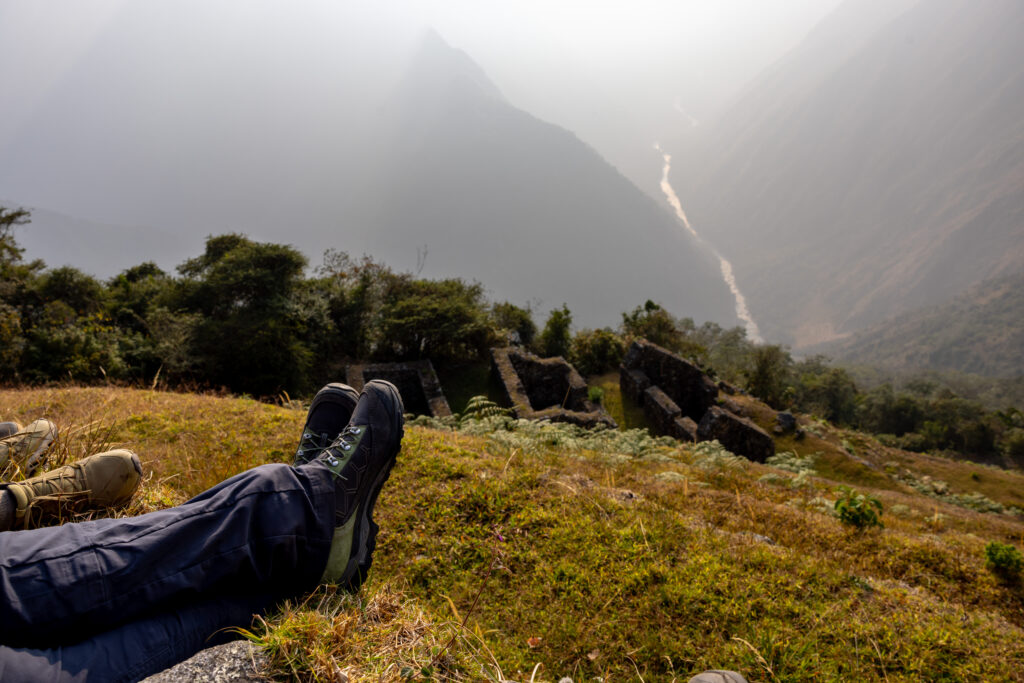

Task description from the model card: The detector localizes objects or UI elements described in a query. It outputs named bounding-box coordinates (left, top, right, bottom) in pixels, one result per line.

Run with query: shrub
left=984, top=542, right=1023, bottom=582
left=834, top=486, right=883, bottom=530
left=571, top=328, right=624, bottom=376
left=587, top=386, right=605, bottom=404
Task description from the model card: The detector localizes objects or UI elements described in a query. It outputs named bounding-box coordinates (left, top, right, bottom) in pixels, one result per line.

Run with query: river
left=655, top=144, right=762, bottom=342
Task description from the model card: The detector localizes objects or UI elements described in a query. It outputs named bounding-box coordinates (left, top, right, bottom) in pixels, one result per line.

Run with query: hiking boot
left=0, top=419, right=57, bottom=476
left=294, top=383, right=359, bottom=466
left=0, top=422, right=20, bottom=439
left=311, top=379, right=404, bottom=589
left=2, top=449, right=143, bottom=529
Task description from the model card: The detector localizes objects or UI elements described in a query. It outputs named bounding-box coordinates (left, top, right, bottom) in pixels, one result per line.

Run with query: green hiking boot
left=3, top=449, right=143, bottom=529
left=0, top=418, right=57, bottom=476
left=294, top=383, right=359, bottom=466
left=310, top=379, right=404, bottom=590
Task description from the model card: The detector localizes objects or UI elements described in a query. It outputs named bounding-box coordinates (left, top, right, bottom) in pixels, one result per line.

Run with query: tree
left=537, top=304, right=572, bottom=358
left=173, top=234, right=312, bottom=395
left=492, top=302, right=536, bottom=346
left=744, top=344, right=792, bottom=408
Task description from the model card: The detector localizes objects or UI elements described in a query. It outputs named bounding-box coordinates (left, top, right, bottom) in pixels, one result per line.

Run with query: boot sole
left=341, top=380, right=404, bottom=591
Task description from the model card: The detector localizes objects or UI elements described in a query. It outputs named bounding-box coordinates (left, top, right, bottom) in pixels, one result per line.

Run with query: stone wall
left=490, top=347, right=616, bottom=429
left=621, top=340, right=718, bottom=420
left=346, top=360, right=452, bottom=417
left=621, top=339, right=773, bottom=460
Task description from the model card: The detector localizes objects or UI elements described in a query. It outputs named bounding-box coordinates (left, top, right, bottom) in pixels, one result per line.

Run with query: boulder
left=775, top=411, right=797, bottom=434
left=642, top=385, right=682, bottom=436
left=697, top=406, right=775, bottom=463
left=672, top=416, right=699, bottom=442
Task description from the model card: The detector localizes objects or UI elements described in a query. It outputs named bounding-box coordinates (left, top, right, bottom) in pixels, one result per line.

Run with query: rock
left=721, top=398, right=745, bottom=416
left=620, top=339, right=718, bottom=426
left=775, top=411, right=797, bottom=433
left=490, top=347, right=616, bottom=429
left=141, top=640, right=268, bottom=683
left=620, top=367, right=652, bottom=405
left=688, top=671, right=748, bottom=683
left=697, top=406, right=775, bottom=463
left=673, top=416, right=699, bottom=442
left=346, top=359, right=452, bottom=417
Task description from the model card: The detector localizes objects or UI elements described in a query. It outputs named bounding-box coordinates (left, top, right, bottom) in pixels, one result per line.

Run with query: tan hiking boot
left=4, top=449, right=143, bottom=529
left=0, top=419, right=57, bottom=476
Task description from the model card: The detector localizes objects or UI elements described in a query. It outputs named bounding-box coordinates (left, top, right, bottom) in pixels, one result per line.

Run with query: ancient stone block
left=620, top=340, right=718, bottom=421
left=697, top=406, right=775, bottom=463
left=643, top=385, right=682, bottom=436
left=490, top=347, right=616, bottom=429
left=346, top=360, right=452, bottom=417
left=673, top=416, right=699, bottom=442
left=620, top=368, right=651, bottom=406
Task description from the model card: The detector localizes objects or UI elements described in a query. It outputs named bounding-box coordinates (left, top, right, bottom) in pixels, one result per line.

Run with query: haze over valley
left=1, top=0, right=1021, bottom=377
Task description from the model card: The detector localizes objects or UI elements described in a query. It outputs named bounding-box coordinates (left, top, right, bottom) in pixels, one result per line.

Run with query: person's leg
left=0, top=462, right=337, bottom=646
left=0, top=593, right=273, bottom=683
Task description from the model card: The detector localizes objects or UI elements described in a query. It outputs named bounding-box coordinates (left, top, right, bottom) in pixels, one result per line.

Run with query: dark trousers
left=0, top=462, right=337, bottom=682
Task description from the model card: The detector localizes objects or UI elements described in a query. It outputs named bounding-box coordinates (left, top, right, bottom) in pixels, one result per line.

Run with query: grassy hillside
left=821, top=271, right=1024, bottom=379
left=3, top=386, right=1024, bottom=681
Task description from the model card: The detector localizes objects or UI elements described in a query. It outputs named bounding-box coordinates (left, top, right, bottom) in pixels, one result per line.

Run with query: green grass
left=2, top=386, right=1024, bottom=681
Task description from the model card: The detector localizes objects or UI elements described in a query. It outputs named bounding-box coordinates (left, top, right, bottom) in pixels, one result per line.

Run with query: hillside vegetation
left=3, top=386, right=1023, bottom=681
left=821, top=271, right=1024, bottom=379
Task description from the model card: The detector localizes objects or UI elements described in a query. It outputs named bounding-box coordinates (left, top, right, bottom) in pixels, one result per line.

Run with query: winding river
left=655, top=144, right=762, bottom=342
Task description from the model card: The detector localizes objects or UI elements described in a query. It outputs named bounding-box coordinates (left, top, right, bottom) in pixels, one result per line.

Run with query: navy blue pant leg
left=0, top=593, right=273, bottom=683
left=0, top=462, right=336, bottom=649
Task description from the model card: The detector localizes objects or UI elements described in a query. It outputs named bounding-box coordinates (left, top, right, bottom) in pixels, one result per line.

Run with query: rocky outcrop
left=346, top=360, right=451, bottom=417
left=491, top=348, right=616, bottom=429
left=697, top=407, right=775, bottom=463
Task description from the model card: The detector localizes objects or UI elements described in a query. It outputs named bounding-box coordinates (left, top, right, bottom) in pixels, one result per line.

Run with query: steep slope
left=0, top=6, right=736, bottom=329
left=351, top=32, right=737, bottom=327
left=821, top=271, right=1024, bottom=378
left=674, top=0, right=1024, bottom=346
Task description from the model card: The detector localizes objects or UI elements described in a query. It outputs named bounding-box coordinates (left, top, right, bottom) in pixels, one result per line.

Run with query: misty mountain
left=2, top=204, right=192, bottom=278
left=671, top=0, right=1024, bottom=347
left=818, top=271, right=1024, bottom=379
left=0, top=6, right=736, bottom=329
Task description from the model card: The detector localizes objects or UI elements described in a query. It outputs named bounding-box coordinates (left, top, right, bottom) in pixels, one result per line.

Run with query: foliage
left=834, top=486, right=884, bottom=530
left=5, top=386, right=1024, bottom=681
left=569, top=327, right=624, bottom=376
left=536, top=304, right=572, bottom=359
left=744, top=344, right=792, bottom=408
left=984, top=541, right=1023, bottom=582
left=491, top=302, right=536, bottom=346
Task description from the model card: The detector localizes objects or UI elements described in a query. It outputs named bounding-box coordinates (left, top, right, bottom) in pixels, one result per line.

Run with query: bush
left=570, top=328, right=624, bottom=376
left=984, top=542, right=1023, bottom=582
left=834, top=486, right=883, bottom=530
left=537, top=304, right=572, bottom=358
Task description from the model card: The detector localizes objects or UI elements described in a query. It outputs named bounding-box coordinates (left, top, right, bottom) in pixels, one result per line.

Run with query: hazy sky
left=1, top=0, right=843, bottom=174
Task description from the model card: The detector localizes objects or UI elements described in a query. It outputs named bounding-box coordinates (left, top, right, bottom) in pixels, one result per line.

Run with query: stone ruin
left=490, top=347, right=617, bottom=429
left=345, top=360, right=452, bottom=418
left=620, top=339, right=774, bottom=462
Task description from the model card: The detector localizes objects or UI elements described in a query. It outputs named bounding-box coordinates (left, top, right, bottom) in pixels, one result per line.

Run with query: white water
left=655, top=143, right=763, bottom=343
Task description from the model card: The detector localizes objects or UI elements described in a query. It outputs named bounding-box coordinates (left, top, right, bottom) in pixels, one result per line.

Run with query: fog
left=1, top=0, right=841, bottom=202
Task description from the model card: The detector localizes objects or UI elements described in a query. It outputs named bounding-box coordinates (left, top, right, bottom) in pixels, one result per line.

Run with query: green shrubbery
left=984, top=541, right=1023, bottom=582
left=834, top=486, right=884, bottom=530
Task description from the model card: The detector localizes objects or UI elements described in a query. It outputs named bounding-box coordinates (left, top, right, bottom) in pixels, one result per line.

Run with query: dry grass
left=2, top=386, right=1024, bottom=681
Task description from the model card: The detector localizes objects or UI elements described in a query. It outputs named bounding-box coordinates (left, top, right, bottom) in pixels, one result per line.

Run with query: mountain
left=819, top=271, right=1024, bottom=378
left=672, top=0, right=1024, bottom=347
left=343, top=32, right=737, bottom=327
left=0, top=6, right=737, bottom=329
left=2, top=204, right=192, bottom=278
